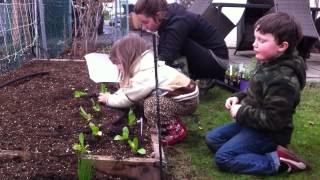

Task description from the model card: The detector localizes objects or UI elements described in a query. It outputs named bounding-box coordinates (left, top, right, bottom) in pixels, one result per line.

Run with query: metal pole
left=151, top=31, right=164, bottom=180
left=33, top=0, right=39, bottom=58
left=68, top=0, right=72, bottom=43
left=126, top=0, right=129, bottom=34
left=38, top=0, right=48, bottom=59
left=114, top=0, right=118, bottom=41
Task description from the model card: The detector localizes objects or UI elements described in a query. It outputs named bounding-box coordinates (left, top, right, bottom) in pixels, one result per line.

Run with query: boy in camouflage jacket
left=205, top=12, right=310, bottom=175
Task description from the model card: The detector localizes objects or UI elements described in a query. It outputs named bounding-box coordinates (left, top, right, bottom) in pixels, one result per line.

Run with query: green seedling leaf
left=128, top=137, right=139, bottom=153
left=128, top=109, right=136, bottom=126
left=122, top=127, right=129, bottom=140
left=128, top=139, right=137, bottom=153
left=79, top=132, right=85, bottom=147
left=72, top=132, right=90, bottom=154
left=128, top=137, right=145, bottom=155
left=91, top=98, right=101, bottom=112
left=74, top=90, right=87, bottom=98
left=137, top=148, right=146, bottom=155
left=89, top=122, right=102, bottom=136
left=100, top=84, right=108, bottom=93
left=114, top=135, right=124, bottom=141
left=113, top=126, right=129, bottom=141
left=79, top=106, right=93, bottom=121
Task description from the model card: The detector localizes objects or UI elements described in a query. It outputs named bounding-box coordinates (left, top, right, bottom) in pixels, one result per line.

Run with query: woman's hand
left=98, top=92, right=110, bottom=104
left=225, top=97, right=239, bottom=110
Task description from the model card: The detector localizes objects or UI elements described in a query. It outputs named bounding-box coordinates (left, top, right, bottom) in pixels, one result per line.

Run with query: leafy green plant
left=128, top=137, right=146, bottom=155
left=128, top=109, right=136, bottom=126
left=89, top=122, right=102, bottom=136
left=73, top=133, right=92, bottom=180
left=100, top=83, right=108, bottom=93
left=91, top=98, right=101, bottom=112
left=79, top=106, right=93, bottom=121
left=72, top=132, right=90, bottom=154
left=74, top=90, right=87, bottom=98
left=77, top=158, right=93, bottom=180
left=114, top=126, right=129, bottom=141
left=241, top=57, right=257, bottom=80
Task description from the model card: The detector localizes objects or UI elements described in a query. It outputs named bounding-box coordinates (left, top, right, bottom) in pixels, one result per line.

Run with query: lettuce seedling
left=72, top=132, right=90, bottom=154
left=114, top=126, right=129, bottom=141
left=74, top=90, right=87, bottom=98
left=100, top=83, right=108, bottom=93
left=128, top=137, right=146, bottom=155
left=79, top=106, right=93, bottom=121
left=128, top=109, right=136, bottom=126
left=91, top=98, right=101, bottom=112
left=89, top=122, right=102, bottom=136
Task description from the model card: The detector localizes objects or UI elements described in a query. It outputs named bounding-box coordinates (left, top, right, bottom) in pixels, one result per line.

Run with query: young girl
left=98, top=33, right=199, bottom=145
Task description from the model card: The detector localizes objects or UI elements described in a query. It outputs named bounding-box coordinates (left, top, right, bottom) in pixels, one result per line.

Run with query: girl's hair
left=134, top=0, right=168, bottom=17
left=254, top=12, right=302, bottom=56
left=110, top=33, right=150, bottom=87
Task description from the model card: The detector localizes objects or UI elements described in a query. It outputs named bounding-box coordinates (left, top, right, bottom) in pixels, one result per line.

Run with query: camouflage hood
left=260, top=51, right=306, bottom=90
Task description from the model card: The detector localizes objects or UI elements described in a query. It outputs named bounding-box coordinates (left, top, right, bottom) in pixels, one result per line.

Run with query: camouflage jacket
left=234, top=52, right=306, bottom=145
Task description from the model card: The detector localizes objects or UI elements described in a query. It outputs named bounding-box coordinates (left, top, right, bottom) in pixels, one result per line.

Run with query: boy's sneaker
left=277, top=145, right=311, bottom=173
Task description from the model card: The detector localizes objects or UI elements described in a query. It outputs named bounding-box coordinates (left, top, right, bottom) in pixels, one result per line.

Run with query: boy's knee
left=214, top=150, right=233, bottom=171
left=205, top=132, right=220, bottom=152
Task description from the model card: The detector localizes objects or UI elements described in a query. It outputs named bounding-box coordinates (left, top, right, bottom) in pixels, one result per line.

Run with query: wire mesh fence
left=0, top=0, right=37, bottom=75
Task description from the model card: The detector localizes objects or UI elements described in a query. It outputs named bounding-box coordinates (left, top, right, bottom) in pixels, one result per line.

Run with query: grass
left=164, top=83, right=320, bottom=180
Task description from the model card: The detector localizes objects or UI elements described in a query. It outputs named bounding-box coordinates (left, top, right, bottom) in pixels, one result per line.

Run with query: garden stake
left=151, top=31, right=164, bottom=180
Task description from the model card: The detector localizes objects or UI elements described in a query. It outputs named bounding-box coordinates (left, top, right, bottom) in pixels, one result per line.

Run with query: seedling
left=114, top=126, right=129, bottom=141
left=100, top=83, right=108, bottom=93
left=89, top=122, right=102, bottom=136
left=74, top=90, right=87, bottom=98
left=128, top=137, right=146, bottom=155
left=72, top=132, right=90, bottom=154
left=91, top=98, right=101, bottom=112
left=128, top=109, right=136, bottom=126
left=79, top=106, right=93, bottom=121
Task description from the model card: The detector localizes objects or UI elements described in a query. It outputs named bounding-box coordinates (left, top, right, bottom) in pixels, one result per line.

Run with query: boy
left=205, top=12, right=310, bottom=175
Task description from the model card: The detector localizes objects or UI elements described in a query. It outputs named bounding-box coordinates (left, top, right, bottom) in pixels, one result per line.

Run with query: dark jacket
left=234, top=52, right=306, bottom=145
left=157, top=3, right=229, bottom=65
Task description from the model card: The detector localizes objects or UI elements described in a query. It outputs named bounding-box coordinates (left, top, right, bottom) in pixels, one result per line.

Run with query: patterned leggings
left=143, top=95, right=198, bottom=126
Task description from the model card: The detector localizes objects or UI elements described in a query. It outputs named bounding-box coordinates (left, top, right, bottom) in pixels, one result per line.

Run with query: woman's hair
left=134, top=0, right=168, bottom=17
left=254, top=12, right=302, bottom=55
left=110, top=33, right=150, bottom=87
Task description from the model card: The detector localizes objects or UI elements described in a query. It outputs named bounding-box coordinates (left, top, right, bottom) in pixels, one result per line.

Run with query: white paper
left=85, top=53, right=120, bottom=83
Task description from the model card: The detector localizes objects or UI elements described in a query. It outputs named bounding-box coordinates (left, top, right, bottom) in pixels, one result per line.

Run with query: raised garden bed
left=0, top=60, right=162, bottom=179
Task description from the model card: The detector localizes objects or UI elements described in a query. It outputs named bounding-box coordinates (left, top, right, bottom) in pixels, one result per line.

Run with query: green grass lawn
left=164, top=83, right=320, bottom=180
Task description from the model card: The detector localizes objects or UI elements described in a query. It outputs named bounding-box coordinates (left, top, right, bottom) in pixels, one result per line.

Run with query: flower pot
left=239, top=79, right=250, bottom=91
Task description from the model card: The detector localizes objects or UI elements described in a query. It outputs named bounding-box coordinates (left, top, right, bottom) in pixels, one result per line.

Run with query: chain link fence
left=0, top=0, right=72, bottom=75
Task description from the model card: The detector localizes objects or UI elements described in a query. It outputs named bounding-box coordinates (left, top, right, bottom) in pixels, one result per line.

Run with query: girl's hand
left=225, top=97, right=239, bottom=110
left=230, top=104, right=241, bottom=118
left=98, top=92, right=110, bottom=104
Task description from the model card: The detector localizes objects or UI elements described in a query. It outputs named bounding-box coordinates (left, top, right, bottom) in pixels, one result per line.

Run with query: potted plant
left=224, top=64, right=240, bottom=88
left=239, top=57, right=256, bottom=91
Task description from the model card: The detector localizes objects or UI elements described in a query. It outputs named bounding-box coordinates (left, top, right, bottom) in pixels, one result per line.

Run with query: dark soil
left=0, top=60, right=154, bottom=179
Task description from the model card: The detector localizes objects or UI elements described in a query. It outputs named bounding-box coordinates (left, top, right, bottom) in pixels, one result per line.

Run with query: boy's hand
left=98, top=92, right=110, bottom=104
left=225, top=97, right=239, bottom=110
left=230, top=104, right=241, bottom=118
